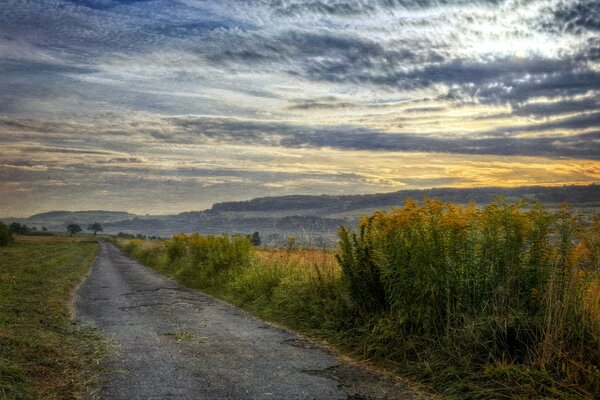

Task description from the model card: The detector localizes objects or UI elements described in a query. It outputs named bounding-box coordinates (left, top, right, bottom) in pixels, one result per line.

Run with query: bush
left=228, top=262, right=283, bottom=307
left=166, top=234, right=188, bottom=263
left=126, top=233, right=256, bottom=290
left=337, top=198, right=599, bottom=397
left=0, top=222, right=12, bottom=246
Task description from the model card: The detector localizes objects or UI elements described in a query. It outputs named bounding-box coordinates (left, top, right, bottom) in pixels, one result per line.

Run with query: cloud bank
left=0, top=0, right=598, bottom=215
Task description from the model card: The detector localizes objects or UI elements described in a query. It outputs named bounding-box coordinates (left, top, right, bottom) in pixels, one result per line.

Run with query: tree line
left=0, top=221, right=105, bottom=246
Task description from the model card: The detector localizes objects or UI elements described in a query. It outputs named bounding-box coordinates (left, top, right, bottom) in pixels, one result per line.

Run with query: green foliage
left=228, top=262, right=283, bottom=307
left=8, top=223, right=29, bottom=235
left=122, top=233, right=255, bottom=290
left=66, top=223, right=82, bottom=235
left=336, top=198, right=599, bottom=397
left=166, top=236, right=187, bottom=263
left=250, top=231, right=261, bottom=246
left=336, top=225, right=386, bottom=314
left=87, top=222, right=103, bottom=235
left=266, top=262, right=347, bottom=333
left=0, top=222, right=12, bottom=246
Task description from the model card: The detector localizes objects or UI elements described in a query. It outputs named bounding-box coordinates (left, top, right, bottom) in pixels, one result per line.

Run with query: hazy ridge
left=4, top=184, right=599, bottom=245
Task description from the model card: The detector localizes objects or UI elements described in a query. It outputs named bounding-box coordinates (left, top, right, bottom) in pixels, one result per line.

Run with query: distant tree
left=87, top=222, right=103, bottom=236
left=41, top=226, right=48, bottom=232
left=250, top=231, right=261, bottom=246
left=66, top=223, right=82, bottom=235
left=0, top=222, right=12, bottom=246
left=8, top=222, right=29, bottom=235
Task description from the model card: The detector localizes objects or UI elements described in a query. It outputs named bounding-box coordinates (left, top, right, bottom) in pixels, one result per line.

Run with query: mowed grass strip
left=0, top=236, right=101, bottom=400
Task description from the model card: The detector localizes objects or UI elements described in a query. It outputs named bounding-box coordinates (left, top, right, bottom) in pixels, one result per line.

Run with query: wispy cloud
left=0, top=0, right=598, bottom=215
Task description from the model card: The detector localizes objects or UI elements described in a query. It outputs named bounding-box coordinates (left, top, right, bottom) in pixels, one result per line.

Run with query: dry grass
left=258, top=248, right=338, bottom=272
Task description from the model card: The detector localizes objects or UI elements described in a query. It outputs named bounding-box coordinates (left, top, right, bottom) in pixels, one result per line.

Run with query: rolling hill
left=3, top=184, right=598, bottom=246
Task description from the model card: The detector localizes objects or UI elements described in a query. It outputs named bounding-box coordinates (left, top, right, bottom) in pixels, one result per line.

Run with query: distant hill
left=2, top=210, right=138, bottom=233
left=28, top=210, right=136, bottom=222
left=3, top=184, right=598, bottom=245
left=211, top=184, right=600, bottom=214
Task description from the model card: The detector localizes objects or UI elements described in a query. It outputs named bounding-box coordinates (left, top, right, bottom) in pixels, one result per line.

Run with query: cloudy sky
left=1, top=0, right=599, bottom=216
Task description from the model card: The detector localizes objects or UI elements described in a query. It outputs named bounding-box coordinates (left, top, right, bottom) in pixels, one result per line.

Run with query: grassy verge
left=0, top=236, right=103, bottom=400
left=116, top=199, right=599, bottom=399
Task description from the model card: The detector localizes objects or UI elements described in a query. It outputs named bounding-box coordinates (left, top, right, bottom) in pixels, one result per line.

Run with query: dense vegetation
left=0, top=237, right=102, bottom=400
left=0, top=222, right=11, bottom=246
left=337, top=199, right=599, bottom=397
left=119, top=198, right=599, bottom=398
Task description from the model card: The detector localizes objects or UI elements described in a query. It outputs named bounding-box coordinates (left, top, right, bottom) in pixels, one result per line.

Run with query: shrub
left=166, top=234, right=188, bottom=263
left=0, top=222, right=12, bottom=246
left=337, top=198, right=599, bottom=396
left=336, top=225, right=386, bottom=314
left=228, top=262, right=283, bottom=307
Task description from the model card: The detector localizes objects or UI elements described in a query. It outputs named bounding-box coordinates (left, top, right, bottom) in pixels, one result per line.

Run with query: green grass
left=116, top=199, right=600, bottom=399
left=0, top=237, right=103, bottom=400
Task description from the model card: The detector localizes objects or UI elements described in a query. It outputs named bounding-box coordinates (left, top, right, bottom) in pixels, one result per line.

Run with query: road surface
left=76, top=242, right=425, bottom=400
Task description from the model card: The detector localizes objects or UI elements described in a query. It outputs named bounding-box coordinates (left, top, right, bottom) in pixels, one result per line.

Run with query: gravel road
left=76, top=242, right=426, bottom=400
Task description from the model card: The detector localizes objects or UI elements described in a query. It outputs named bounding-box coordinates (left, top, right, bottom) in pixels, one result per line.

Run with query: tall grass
left=337, top=199, right=599, bottom=397
left=118, top=199, right=599, bottom=399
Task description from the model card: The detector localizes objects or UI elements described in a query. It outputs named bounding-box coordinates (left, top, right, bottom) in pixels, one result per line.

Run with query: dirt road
left=76, top=242, right=425, bottom=400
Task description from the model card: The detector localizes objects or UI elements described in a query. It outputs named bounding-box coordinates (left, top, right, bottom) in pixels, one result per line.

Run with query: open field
left=118, top=199, right=600, bottom=399
left=0, top=236, right=102, bottom=400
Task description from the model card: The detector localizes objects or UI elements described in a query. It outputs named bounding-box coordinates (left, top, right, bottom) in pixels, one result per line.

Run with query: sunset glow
left=1, top=0, right=598, bottom=216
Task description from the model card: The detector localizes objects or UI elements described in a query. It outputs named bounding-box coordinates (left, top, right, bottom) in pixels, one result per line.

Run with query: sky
left=0, top=0, right=599, bottom=216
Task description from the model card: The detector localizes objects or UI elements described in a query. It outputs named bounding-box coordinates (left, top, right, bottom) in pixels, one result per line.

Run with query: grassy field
left=118, top=199, right=599, bottom=399
left=0, top=236, right=102, bottom=400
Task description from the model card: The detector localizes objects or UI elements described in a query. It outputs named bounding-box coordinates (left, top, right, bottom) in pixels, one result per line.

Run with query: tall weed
left=337, top=198, right=599, bottom=397
left=117, top=199, right=599, bottom=398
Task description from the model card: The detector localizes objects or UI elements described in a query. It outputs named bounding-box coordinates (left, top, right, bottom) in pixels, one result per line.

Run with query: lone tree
left=250, top=231, right=261, bottom=246
left=87, top=222, right=103, bottom=236
left=66, top=223, right=82, bottom=236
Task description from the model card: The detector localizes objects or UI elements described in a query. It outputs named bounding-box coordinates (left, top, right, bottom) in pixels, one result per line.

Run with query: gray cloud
left=551, top=0, right=600, bottom=33
left=164, top=115, right=600, bottom=159
left=5, top=110, right=600, bottom=160
left=511, top=97, right=600, bottom=118
left=287, top=96, right=358, bottom=110
left=1, top=0, right=599, bottom=215
left=269, top=0, right=504, bottom=16
left=448, top=66, right=600, bottom=105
